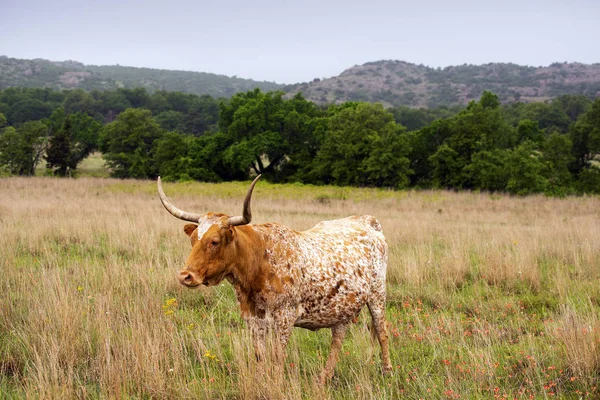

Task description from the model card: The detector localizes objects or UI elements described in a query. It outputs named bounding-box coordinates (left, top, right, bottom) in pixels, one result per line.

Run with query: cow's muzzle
left=178, top=270, right=201, bottom=287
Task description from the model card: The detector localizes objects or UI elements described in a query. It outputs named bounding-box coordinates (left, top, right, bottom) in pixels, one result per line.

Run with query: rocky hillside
left=2, top=56, right=600, bottom=107
left=285, top=60, right=600, bottom=108
left=0, top=56, right=282, bottom=98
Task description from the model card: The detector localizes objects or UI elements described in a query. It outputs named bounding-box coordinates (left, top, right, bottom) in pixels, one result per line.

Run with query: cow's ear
left=184, top=224, right=198, bottom=237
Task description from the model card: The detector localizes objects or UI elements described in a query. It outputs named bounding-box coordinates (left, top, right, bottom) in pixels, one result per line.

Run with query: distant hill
left=2, top=56, right=600, bottom=107
left=0, top=56, right=283, bottom=98
left=285, top=60, right=600, bottom=108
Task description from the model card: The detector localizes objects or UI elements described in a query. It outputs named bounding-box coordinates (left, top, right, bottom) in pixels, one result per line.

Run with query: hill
left=0, top=56, right=283, bottom=98
left=2, top=56, right=600, bottom=107
left=285, top=60, right=600, bottom=107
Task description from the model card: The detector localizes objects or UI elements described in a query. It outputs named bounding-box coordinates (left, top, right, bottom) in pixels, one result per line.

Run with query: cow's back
left=294, top=216, right=387, bottom=329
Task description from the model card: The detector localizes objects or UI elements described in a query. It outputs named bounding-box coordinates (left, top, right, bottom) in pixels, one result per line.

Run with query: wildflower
left=203, top=350, right=219, bottom=361
left=162, top=297, right=178, bottom=315
left=77, top=285, right=84, bottom=291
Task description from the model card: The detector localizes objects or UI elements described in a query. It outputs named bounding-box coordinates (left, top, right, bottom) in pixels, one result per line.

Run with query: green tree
left=553, top=94, right=591, bottom=122
left=467, top=149, right=510, bottom=192
left=184, top=95, right=219, bottom=135
left=312, top=102, right=412, bottom=188
left=154, top=110, right=185, bottom=132
left=153, top=131, right=190, bottom=181
left=0, top=121, right=48, bottom=175
left=99, top=108, right=164, bottom=178
left=188, top=132, right=243, bottom=182
left=219, top=90, right=322, bottom=181
left=429, top=144, right=463, bottom=188
left=8, top=98, right=54, bottom=124
left=519, top=102, right=571, bottom=133
left=43, top=108, right=101, bottom=176
left=428, top=92, right=514, bottom=189
left=408, top=118, right=454, bottom=187
left=63, top=89, right=101, bottom=117
left=516, top=119, right=544, bottom=144
left=542, top=132, right=574, bottom=194
left=506, top=141, right=548, bottom=195
left=569, top=98, right=600, bottom=174
left=69, top=111, right=102, bottom=162
left=46, top=115, right=76, bottom=176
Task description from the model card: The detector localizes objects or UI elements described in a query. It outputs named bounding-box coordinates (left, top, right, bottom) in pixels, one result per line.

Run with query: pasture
left=1, top=177, right=599, bottom=399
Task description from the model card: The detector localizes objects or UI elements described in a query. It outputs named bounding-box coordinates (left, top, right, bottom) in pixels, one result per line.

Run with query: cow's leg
left=319, top=324, right=348, bottom=384
left=367, top=294, right=393, bottom=374
left=272, top=309, right=295, bottom=363
left=248, top=317, right=268, bottom=361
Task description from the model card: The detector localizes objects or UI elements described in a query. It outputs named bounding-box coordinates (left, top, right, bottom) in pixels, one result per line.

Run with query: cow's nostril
left=178, top=271, right=194, bottom=284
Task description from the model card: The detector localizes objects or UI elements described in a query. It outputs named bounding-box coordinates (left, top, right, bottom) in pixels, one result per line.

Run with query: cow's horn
left=228, top=175, right=261, bottom=227
left=157, top=177, right=204, bottom=223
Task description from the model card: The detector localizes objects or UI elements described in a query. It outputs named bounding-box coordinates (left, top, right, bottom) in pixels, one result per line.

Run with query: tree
left=99, top=108, right=163, bottom=178
left=63, top=89, right=101, bottom=117
left=219, top=90, right=322, bottom=181
left=428, top=92, right=514, bottom=189
left=542, top=132, right=574, bottom=194
left=0, top=121, right=47, bottom=175
left=43, top=109, right=101, bottom=176
left=154, top=110, right=185, bottom=132
left=408, top=118, right=454, bottom=187
left=505, top=141, right=548, bottom=195
left=46, top=115, right=76, bottom=176
left=553, top=94, right=591, bottom=122
left=467, top=149, right=510, bottom=192
left=153, top=131, right=190, bottom=181
left=184, top=95, right=219, bottom=135
left=312, top=103, right=412, bottom=188
left=516, top=120, right=544, bottom=145
left=8, top=98, right=54, bottom=124
left=519, top=102, right=571, bottom=133
left=569, top=98, right=600, bottom=174
left=429, top=144, right=463, bottom=188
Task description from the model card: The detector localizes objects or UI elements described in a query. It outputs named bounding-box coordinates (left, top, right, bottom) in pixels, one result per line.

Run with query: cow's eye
left=210, top=239, right=220, bottom=247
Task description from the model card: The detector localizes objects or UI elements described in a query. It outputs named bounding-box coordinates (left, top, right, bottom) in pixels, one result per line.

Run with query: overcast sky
left=2, top=0, right=599, bottom=83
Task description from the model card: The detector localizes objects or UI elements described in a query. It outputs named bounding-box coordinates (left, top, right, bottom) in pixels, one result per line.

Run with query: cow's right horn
left=157, top=177, right=204, bottom=223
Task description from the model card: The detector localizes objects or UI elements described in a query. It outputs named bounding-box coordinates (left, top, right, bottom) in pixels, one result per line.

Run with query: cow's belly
left=293, top=288, right=369, bottom=331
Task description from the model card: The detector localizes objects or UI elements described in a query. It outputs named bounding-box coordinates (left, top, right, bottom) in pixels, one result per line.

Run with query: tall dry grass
left=1, top=177, right=599, bottom=398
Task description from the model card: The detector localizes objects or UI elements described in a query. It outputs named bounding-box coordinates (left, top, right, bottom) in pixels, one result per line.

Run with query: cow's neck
left=228, top=225, right=269, bottom=294
left=224, top=225, right=271, bottom=318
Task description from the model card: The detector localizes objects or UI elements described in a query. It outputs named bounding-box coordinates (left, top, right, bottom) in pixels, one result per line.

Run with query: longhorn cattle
left=158, top=175, right=392, bottom=382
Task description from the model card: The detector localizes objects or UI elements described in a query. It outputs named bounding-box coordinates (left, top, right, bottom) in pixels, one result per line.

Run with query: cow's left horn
left=157, top=177, right=204, bottom=223
left=227, top=175, right=261, bottom=227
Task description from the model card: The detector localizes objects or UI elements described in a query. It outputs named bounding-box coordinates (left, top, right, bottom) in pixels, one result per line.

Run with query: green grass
left=1, top=177, right=599, bottom=398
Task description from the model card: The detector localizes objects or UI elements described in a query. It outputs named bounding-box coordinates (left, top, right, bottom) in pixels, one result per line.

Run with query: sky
left=2, top=0, right=599, bottom=84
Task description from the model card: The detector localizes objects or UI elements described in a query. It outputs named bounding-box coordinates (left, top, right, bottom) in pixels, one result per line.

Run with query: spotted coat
left=182, top=214, right=393, bottom=382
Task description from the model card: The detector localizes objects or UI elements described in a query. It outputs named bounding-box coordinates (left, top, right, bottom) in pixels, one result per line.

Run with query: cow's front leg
left=247, top=316, right=269, bottom=361
left=271, top=308, right=296, bottom=363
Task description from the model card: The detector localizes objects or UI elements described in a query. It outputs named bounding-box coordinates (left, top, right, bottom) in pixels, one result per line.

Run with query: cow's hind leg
left=367, top=292, right=393, bottom=373
left=319, top=324, right=348, bottom=384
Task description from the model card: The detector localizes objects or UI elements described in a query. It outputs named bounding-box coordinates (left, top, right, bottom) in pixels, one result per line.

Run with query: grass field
left=1, top=177, right=599, bottom=399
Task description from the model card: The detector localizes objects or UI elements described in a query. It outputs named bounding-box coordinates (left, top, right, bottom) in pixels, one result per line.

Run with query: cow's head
left=158, top=175, right=261, bottom=288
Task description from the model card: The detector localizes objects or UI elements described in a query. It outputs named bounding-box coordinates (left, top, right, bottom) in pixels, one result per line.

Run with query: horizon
left=2, top=0, right=600, bottom=84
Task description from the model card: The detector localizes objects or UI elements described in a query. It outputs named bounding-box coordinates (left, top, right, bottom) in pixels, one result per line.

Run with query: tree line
left=0, top=86, right=598, bottom=195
